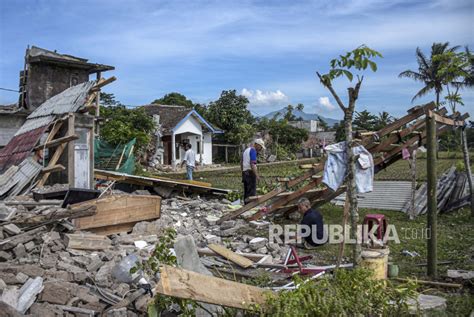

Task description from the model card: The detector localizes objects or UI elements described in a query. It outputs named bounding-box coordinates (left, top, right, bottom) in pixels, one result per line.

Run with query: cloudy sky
left=0, top=0, right=473, bottom=119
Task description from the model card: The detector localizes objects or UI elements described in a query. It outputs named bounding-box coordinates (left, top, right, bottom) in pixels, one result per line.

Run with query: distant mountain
left=262, top=108, right=338, bottom=126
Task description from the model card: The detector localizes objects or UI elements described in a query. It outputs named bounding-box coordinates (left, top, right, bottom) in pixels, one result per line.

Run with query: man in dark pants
left=241, top=139, right=265, bottom=204
left=297, top=197, right=326, bottom=248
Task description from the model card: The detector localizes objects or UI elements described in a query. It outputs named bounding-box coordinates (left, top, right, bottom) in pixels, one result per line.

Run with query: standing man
left=181, top=143, right=196, bottom=180
left=241, top=139, right=265, bottom=204
left=297, top=197, right=326, bottom=248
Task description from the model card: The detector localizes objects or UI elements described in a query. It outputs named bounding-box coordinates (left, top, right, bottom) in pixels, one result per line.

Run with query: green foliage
left=354, top=110, right=377, bottom=131
left=320, top=45, right=382, bottom=84
left=318, top=117, right=328, bottom=130
left=100, top=105, right=155, bottom=154
left=253, top=269, right=418, bottom=317
left=333, top=120, right=346, bottom=142
left=205, top=90, right=256, bottom=144
left=399, top=42, right=463, bottom=107
left=257, top=117, right=308, bottom=158
left=152, top=92, right=194, bottom=108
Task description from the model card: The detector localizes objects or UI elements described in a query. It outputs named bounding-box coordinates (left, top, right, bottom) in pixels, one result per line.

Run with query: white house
left=143, top=105, right=222, bottom=168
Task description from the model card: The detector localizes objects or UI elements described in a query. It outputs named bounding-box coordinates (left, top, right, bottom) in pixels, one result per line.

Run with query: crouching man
left=297, top=197, right=326, bottom=248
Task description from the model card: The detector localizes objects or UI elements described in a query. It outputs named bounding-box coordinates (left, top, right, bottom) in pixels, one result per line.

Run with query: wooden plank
left=34, top=134, right=79, bottom=151
left=374, top=102, right=435, bottom=138
left=217, top=168, right=319, bottom=224
left=208, top=244, right=254, bottom=268
left=197, top=248, right=268, bottom=262
left=37, top=142, right=67, bottom=187
left=180, top=179, right=213, bottom=187
left=91, top=76, right=116, bottom=91
left=41, top=164, right=65, bottom=174
left=66, top=233, right=111, bottom=250
left=72, top=195, right=161, bottom=231
left=429, top=110, right=465, bottom=126
left=85, top=222, right=135, bottom=235
left=155, top=265, right=269, bottom=309
left=250, top=177, right=322, bottom=220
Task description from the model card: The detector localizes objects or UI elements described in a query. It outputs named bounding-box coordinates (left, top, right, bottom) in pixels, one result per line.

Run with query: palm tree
left=399, top=42, right=460, bottom=107
left=375, top=111, right=394, bottom=130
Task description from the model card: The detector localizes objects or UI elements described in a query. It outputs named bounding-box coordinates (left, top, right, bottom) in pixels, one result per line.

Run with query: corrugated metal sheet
left=0, top=158, right=42, bottom=198
left=14, top=115, right=54, bottom=136
left=0, top=125, right=49, bottom=172
left=333, top=181, right=414, bottom=211
left=27, top=81, right=95, bottom=119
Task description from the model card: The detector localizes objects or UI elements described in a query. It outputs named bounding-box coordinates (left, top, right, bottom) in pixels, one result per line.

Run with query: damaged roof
left=143, top=104, right=222, bottom=135
left=27, top=46, right=114, bottom=73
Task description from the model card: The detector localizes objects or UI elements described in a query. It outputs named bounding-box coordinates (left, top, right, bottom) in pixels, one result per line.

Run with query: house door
left=74, top=128, right=91, bottom=189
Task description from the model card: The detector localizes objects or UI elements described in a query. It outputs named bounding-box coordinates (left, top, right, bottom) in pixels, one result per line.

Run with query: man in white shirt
left=181, top=143, right=196, bottom=180
left=241, top=139, right=265, bottom=204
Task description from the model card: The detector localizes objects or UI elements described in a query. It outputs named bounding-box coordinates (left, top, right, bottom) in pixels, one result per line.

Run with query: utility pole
left=426, top=112, right=437, bottom=278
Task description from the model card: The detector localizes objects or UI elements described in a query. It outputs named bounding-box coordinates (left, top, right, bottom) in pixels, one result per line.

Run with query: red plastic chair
left=363, top=214, right=388, bottom=241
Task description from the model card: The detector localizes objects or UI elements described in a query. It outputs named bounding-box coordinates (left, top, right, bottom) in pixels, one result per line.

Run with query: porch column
left=200, top=134, right=204, bottom=165
left=172, top=131, right=176, bottom=170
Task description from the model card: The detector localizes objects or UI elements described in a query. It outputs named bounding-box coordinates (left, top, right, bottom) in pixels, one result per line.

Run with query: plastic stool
left=363, top=214, right=388, bottom=241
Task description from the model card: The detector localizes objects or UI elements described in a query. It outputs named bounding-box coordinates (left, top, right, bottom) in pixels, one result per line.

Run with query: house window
left=197, top=141, right=201, bottom=154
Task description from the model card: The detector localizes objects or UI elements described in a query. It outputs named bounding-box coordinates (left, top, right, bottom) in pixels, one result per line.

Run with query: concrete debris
left=0, top=193, right=293, bottom=316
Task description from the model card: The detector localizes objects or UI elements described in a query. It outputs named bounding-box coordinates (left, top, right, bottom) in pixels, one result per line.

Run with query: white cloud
left=318, top=97, right=336, bottom=111
left=241, top=88, right=289, bottom=107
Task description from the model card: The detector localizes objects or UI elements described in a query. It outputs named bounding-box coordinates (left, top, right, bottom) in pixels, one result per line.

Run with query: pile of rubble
left=0, top=192, right=290, bottom=316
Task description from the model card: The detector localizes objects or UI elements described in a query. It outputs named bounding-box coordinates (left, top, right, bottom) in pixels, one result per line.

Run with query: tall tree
left=206, top=90, right=255, bottom=145
left=374, top=111, right=395, bottom=131
left=353, top=110, right=377, bottom=131
left=317, top=45, right=382, bottom=265
left=152, top=92, right=194, bottom=108
left=399, top=42, right=460, bottom=107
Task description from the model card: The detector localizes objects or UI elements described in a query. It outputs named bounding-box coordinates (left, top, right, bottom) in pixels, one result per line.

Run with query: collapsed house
left=0, top=46, right=114, bottom=147
left=143, top=105, right=223, bottom=168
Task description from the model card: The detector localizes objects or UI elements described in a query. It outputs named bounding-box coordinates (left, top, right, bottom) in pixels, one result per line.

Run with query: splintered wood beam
left=249, top=177, right=322, bottom=221
left=41, top=164, right=65, bottom=174
left=208, top=244, right=254, bottom=268
left=155, top=265, right=269, bottom=309
left=371, top=102, right=435, bottom=140
left=428, top=110, right=465, bottom=126
left=91, top=76, right=116, bottom=91
left=36, top=142, right=67, bottom=187
left=368, top=119, right=426, bottom=153
left=34, top=134, right=79, bottom=151
left=217, top=168, right=319, bottom=224
left=44, top=120, right=65, bottom=144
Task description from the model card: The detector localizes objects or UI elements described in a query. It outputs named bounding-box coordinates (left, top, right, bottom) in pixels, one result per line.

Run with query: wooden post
left=426, top=113, right=437, bottom=278
left=409, top=148, right=417, bottom=220
left=225, top=145, right=228, bottom=163
left=67, top=113, right=75, bottom=187
left=461, top=126, right=474, bottom=218
left=95, top=71, right=101, bottom=136
left=171, top=131, right=176, bottom=170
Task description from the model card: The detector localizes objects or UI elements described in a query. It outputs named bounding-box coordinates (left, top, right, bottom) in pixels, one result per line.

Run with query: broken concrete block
left=87, top=257, right=104, bottom=272
left=249, top=237, right=268, bottom=251
left=220, top=220, right=235, bottom=230
left=0, top=278, right=6, bottom=290
left=15, top=272, right=29, bottom=284
left=175, top=235, right=211, bottom=276
left=107, top=307, right=128, bottom=317
left=4, top=224, right=22, bottom=235
left=24, top=241, right=36, bottom=252
left=0, top=301, right=22, bottom=317
left=0, top=286, right=19, bottom=310
left=0, top=250, right=12, bottom=261
left=219, top=227, right=240, bottom=237
left=205, top=234, right=221, bottom=245
left=16, top=277, right=44, bottom=314
left=205, top=215, right=220, bottom=226
left=256, top=247, right=268, bottom=254
left=40, top=281, right=77, bottom=305
left=407, top=294, right=447, bottom=315
left=249, top=220, right=271, bottom=229
left=13, top=243, right=27, bottom=258
left=95, top=261, right=114, bottom=287
left=29, top=302, right=62, bottom=317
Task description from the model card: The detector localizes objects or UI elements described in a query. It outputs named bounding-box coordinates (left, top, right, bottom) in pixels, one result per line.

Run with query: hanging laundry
left=402, top=148, right=411, bottom=160
left=322, top=141, right=374, bottom=193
